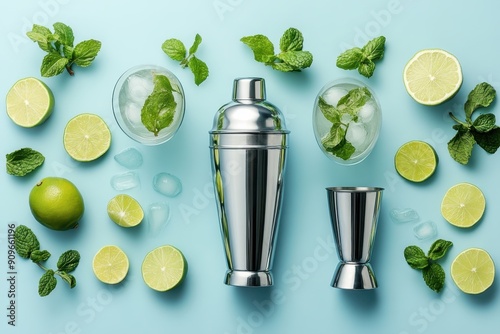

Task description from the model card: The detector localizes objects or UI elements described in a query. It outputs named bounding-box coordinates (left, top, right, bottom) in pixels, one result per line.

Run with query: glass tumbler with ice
left=112, top=65, right=185, bottom=145
left=312, top=78, right=382, bottom=165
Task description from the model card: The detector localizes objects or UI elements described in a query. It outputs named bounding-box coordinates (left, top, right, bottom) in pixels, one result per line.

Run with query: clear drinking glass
left=112, top=65, right=185, bottom=145
left=312, top=78, right=382, bottom=165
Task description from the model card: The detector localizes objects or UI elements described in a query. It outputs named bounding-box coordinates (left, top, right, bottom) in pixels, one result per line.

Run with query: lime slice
left=394, top=140, right=438, bottom=182
left=6, top=77, right=54, bottom=127
left=107, top=194, right=144, bottom=227
left=142, top=245, right=187, bottom=292
left=441, top=182, right=485, bottom=228
left=451, top=248, right=495, bottom=294
left=403, top=49, right=462, bottom=105
left=92, top=245, right=129, bottom=284
left=63, top=113, right=111, bottom=162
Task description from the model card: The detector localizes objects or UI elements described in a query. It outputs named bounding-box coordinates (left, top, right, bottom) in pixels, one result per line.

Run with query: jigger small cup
left=326, top=187, right=383, bottom=290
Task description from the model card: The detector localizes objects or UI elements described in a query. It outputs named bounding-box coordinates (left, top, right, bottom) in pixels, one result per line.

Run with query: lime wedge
left=394, top=140, right=438, bottom=182
left=441, top=182, right=485, bottom=228
left=92, top=245, right=129, bottom=284
left=403, top=49, right=462, bottom=105
left=141, top=245, right=187, bottom=292
left=63, top=113, right=111, bottom=162
left=107, top=194, right=144, bottom=227
left=6, top=77, right=54, bottom=127
left=451, top=248, right=495, bottom=294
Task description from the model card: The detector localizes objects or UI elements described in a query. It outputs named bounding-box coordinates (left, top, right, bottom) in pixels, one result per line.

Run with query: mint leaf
left=465, top=82, right=496, bottom=121
left=162, top=34, right=209, bottom=85
left=6, top=147, right=45, bottom=176
left=472, top=113, right=496, bottom=132
left=337, top=87, right=372, bottom=115
left=422, top=263, right=445, bottom=293
left=162, top=38, right=186, bottom=62
left=358, top=60, right=376, bottom=78
left=336, top=48, right=363, bottom=70
left=279, top=27, right=303, bottom=52
left=404, top=246, right=429, bottom=269
left=27, top=23, right=101, bottom=77
left=189, top=34, right=202, bottom=55
left=325, top=139, right=356, bottom=160
left=141, top=74, right=177, bottom=136
left=57, top=250, right=80, bottom=272
left=472, top=127, right=500, bottom=154
left=241, top=34, right=275, bottom=63
left=362, top=36, right=386, bottom=61
left=58, top=271, right=77, bottom=288
left=188, top=55, right=209, bottom=86
left=72, top=39, right=101, bottom=67
left=318, top=96, right=341, bottom=123
left=14, top=225, right=40, bottom=258
left=242, top=28, right=313, bottom=72
left=427, top=239, right=453, bottom=261
left=322, top=124, right=346, bottom=149
left=276, top=51, right=313, bottom=70
left=336, top=36, right=385, bottom=78
left=447, top=129, right=475, bottom=164
left=41, top=52, right=68, bottom=77
left=39, top=270, right=57, bottom=297
left=30, top=250, right=51, bottom=263
left=53, top=22, right=74, bottom=47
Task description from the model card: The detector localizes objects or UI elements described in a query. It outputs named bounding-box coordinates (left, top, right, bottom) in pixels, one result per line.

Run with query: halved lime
left=107, top=194, right=144, bottom=227
left=92, top=245, right=129, bottom=284
left=63, top=113, right=111, bottom=162
left=403, top=49, right=462, bottom=105
left=142, top=245, right=187, bottom=292
left=441, top=183, right=485, bottom=228
left=6, top=77, right=54, bottom=127
left=451, top=248, right=495, bottom=294
left=394, top=140, right=438, bottom=182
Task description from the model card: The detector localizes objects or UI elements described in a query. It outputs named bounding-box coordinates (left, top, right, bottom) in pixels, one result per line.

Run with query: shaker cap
left=210, top=77, right=288, bottom=133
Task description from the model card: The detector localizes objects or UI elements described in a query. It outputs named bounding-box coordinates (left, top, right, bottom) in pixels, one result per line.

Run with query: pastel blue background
left=1, top=0, right=499, bottom=333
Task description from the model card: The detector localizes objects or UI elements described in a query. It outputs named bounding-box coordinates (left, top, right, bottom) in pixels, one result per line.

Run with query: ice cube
left=390, top=208, right=420, bottom=224
left=147, top=202, right=170, bottom=236
left=322, top=87, right=348, bottom=106
left=123, top=102, right=143, bottom=126
left=126, top=74, right=154, bottom=103
left=358, top=100, right=376, bottom=123
left=153, top=172, right=182, bottom=197
left=114, top=147, right=143, bottom=169
left=110, top=171, right=140, bottom=191
left=413, top=221, right=438, bottom=240
left=345, top=122, right=367, bottom=148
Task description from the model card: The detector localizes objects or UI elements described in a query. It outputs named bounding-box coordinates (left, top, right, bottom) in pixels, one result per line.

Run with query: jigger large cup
left=326, top=187, right=383, bottom=289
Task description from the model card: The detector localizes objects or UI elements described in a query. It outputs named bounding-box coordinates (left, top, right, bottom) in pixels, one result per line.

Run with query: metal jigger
left=209, top=78, right=289, bottom=287
left=326, top=187, right=383, bottom=290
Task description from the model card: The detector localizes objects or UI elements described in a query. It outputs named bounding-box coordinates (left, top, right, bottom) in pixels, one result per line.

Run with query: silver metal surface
left=210, top=78, right=289, bottom=287
left=326, top=187, right=383, bottom=290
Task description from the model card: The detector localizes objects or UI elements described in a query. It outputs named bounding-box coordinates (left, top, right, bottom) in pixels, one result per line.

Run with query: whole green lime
left=29, top=177, right=85, bottom=231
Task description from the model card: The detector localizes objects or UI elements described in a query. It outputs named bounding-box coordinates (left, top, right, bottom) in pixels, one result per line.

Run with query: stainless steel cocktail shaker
left=209, top=77, right=289, bottom=287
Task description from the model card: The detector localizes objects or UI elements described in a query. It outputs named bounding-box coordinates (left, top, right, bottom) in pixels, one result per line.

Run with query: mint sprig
left=241, top=27, right=313, bottom=72
left=448, top=82, right=499, bottom=164
left=141, top=74, right=179, bottom=136
left=404, top=239, right=453, bottom=292
left=14, top=225, right=80, bottom=296
left=162, top=34, right=209, bottom=86
left=26, top=22, right=101, bottom=77
left=336, top=36, right=386, bottom=78
left=319, top=87, right=372, bottom=160
left=6, top=147, right=45, bottom=176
